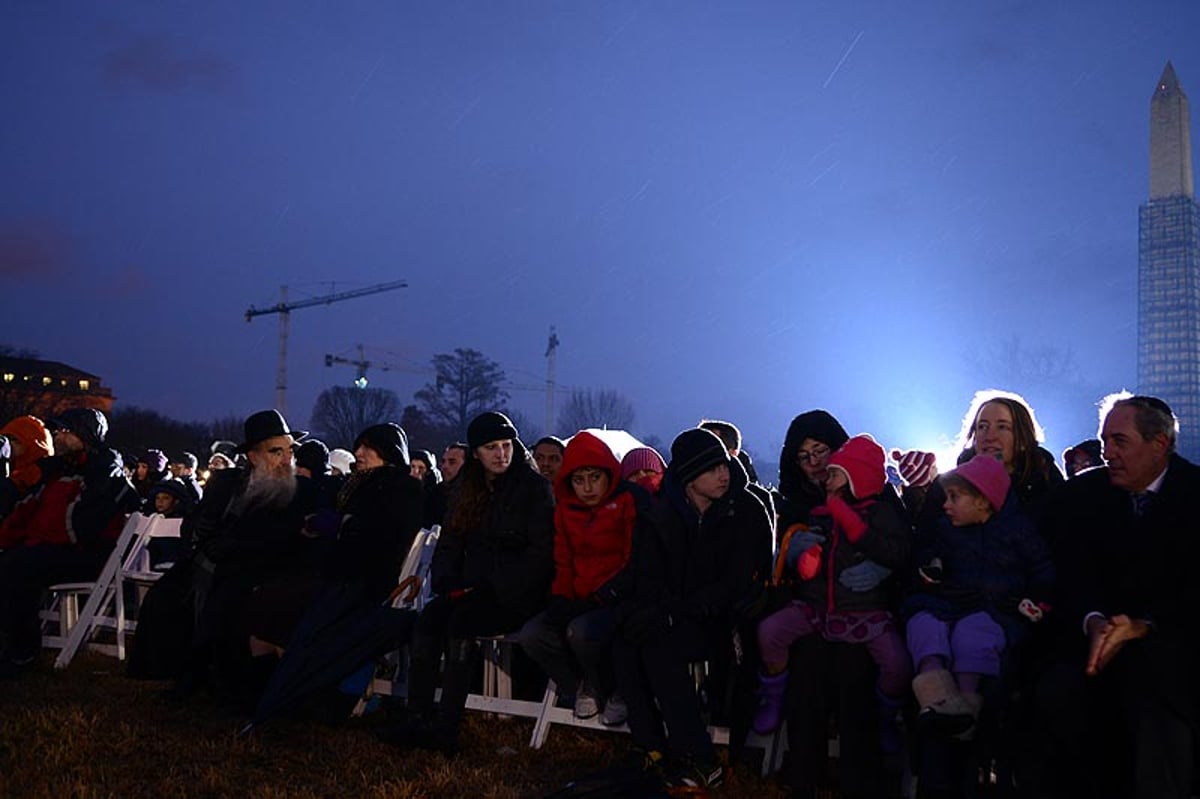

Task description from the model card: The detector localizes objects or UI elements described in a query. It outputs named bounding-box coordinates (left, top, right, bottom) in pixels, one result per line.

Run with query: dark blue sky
left=2, top=2, right=1197, bottom=465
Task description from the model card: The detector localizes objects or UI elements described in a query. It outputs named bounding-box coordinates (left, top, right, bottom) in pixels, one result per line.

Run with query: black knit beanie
left=353, top=423, right=410, bottom=467
left=467, top=411, right=519, bottom=451
left=669, top=428, right=730, bottom=486
left=295, top=439, right=331, bottom=474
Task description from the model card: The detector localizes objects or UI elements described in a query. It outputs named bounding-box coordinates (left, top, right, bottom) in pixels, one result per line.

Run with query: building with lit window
left=1138, top=62, right=1200, bottom=461
left=0, top=356, right=114, bottom=423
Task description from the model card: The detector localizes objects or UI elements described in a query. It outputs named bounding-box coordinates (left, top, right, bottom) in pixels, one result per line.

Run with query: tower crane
left=245, top=279, right=407, bottom=415
left=324, top=344, right=430, bottom=388
left=545, top=325, right=559, bottom=435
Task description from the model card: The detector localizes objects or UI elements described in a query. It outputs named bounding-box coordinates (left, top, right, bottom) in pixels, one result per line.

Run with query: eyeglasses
left=796, top=445, right=831, bottom=464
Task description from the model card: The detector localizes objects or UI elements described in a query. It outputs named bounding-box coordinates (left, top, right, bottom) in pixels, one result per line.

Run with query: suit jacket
left=1045, top=454, right=1200, bottom=691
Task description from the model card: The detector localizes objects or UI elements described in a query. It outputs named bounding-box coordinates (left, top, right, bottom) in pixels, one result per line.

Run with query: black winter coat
left=324, top=465, right=424, bottom=601
left=431, top=461, right=555, bottom=619
left=187, top=468, right=307, bottom=583
left=628, top=463, right=773, bottom=626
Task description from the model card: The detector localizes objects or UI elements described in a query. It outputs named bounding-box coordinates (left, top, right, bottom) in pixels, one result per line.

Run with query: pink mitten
left=797, top=545, right=823, bottom=581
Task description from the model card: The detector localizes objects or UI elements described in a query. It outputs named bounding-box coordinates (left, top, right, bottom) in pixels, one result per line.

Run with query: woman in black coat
left=382, top=411, right=554, bottom=756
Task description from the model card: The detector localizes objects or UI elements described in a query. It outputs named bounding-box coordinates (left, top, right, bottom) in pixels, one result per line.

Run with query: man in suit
left=1030, top=395, right=1200, bottom=799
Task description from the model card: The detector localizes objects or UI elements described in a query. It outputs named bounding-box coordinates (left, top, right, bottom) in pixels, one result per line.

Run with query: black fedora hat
left=237, top=410, right=307, bottom=453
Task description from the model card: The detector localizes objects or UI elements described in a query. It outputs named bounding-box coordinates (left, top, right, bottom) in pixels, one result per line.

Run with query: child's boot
left=751, top=670, right=788, bottom=734
left=951, top=692, right=984, bottom=741
left=911, top=669, right=975, bottom=737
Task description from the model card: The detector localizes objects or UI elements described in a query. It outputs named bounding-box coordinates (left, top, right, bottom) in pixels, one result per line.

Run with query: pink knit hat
left=827, top=435, right=887, bottom=499
left=621, top=446, right=666, bottom=480
left=947, top=454, right=1010, bottom=511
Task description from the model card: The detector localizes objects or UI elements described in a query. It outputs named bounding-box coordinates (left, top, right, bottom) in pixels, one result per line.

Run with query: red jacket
left=551, top=432, right=637, bottom=600
left=0, top=450, right=130, bottom=549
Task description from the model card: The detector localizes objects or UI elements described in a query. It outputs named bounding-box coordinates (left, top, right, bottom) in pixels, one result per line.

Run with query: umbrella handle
left=389, top=575, right=423, bottom=606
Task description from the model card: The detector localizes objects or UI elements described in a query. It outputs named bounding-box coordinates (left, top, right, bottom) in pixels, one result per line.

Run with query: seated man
left=1032, top=395, right=1200, bottom=798
left=0, top=408, right=137, bottom=677
left=614, top=428, right=772, bottom=790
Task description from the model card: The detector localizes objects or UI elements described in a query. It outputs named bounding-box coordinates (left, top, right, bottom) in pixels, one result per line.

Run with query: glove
left=918, top=557, right=944, bottom=585
left=783, top=528, right=826, bottom=572
left=838, top=560, right=892, bottom=592
left=891, top=449, right=938, bottom=488
left=797, top=545, right=823, bottom=581
left=304, top=508, right=342, bottom=538
left=1018, top=598, right=1051, bottom=623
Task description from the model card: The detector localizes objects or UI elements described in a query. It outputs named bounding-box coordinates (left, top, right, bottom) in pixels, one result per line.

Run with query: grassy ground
left=0, top=652, right=792, bottom=798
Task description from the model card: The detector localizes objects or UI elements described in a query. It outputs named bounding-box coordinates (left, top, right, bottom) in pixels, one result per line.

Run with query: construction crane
left=325, top=343, right=579, bottom=403
left=545, top=325, right=559, bottom=435
left=324, top=344, right=430, bottom=388
left=245, top=280, right=407, bottom=415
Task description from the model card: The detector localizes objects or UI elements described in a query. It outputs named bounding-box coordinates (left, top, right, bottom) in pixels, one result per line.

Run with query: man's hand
left=1086, top=614, right=1150, bottom=676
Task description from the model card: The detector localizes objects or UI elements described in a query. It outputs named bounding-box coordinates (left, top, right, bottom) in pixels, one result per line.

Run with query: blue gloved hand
left=838, top=560, right=892, bottom=592
left=304, top=508, right=342, bottom=539
left=783, top=529, right=826, bottom=572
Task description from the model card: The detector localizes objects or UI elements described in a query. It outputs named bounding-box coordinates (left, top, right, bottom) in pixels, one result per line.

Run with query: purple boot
left=752, top=670, right=789, bottom=734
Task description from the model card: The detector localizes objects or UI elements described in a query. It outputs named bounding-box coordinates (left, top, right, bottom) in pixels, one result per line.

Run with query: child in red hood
left=752, top=435, right=912, bottom=751
left=517, top=431, right=649, bottom=726
left=0, top=416, right=54, bottom=521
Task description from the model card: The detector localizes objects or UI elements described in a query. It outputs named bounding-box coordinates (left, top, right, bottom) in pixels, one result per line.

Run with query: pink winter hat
left=621, top=446, right=666, bottom=480
left=827, top=435, right=887, bottom=499
left=947, top=454, right=1011, bottom=511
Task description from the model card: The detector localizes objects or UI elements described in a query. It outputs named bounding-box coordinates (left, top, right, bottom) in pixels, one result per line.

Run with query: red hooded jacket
left=1, top=416, right=53, bottom=493
left=551, top=431, right=638, bottom=600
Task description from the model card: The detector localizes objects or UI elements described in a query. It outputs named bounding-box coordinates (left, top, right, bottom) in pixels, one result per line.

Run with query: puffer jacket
left=905, top=490, right=1055, bottom=644
left=550, top=431, right=641, bottom=602
left=0, top=447, right=136, bottom=549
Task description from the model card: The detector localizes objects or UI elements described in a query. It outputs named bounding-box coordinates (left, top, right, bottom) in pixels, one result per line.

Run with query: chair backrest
left=47, top=512, right=158, bottom=669
left=123, top=515, right=183, bottom=575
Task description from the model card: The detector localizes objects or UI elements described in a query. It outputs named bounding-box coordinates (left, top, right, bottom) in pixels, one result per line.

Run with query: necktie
left=1132, top=491, right=1153, bottom=518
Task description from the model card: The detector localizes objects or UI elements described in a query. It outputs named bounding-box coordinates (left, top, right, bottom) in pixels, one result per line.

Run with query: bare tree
left=310, top=385, right=402, bottom=449
left=106, top=406, right=212, bottom=459
left=503, top=407, right=541, bottom=445
left=966, top=335, right=1080, bottom=387
left=207, top=414, right=244, bottom=445
left=413, top=348, right=509, bottom=442
left=558, top=389, right=635, bottom=435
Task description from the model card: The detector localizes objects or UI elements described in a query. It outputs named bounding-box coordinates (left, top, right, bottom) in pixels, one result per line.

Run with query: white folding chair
left=42, top=513, right=157, bottom=669
left=113, top=515, right=182, bottom=656
left=353, top=527, right=440, bottom=713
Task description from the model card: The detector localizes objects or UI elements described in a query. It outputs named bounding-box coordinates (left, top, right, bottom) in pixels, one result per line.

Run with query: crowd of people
left=0, top=389, right=1196, bottom=798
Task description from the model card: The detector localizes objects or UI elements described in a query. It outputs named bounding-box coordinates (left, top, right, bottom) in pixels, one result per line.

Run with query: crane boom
left=244, top=280, right=407, bottom=414
left=245, top=279, right=408, bottom=321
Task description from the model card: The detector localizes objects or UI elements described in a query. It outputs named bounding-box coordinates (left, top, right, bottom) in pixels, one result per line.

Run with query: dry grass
left=0, top=652, right=791, bottom=798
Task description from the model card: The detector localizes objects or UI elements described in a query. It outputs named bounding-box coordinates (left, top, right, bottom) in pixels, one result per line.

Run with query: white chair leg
left=529, top=681, right=559, bottom=749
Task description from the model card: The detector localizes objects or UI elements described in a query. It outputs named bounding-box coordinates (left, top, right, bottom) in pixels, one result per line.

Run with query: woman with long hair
left=381, top=411, right=554, bottom=756
left=905, top=390, right=1064, bottom=537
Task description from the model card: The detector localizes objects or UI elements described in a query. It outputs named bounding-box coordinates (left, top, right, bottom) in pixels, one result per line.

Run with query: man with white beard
left=168, top=410, right=308, bottom=702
